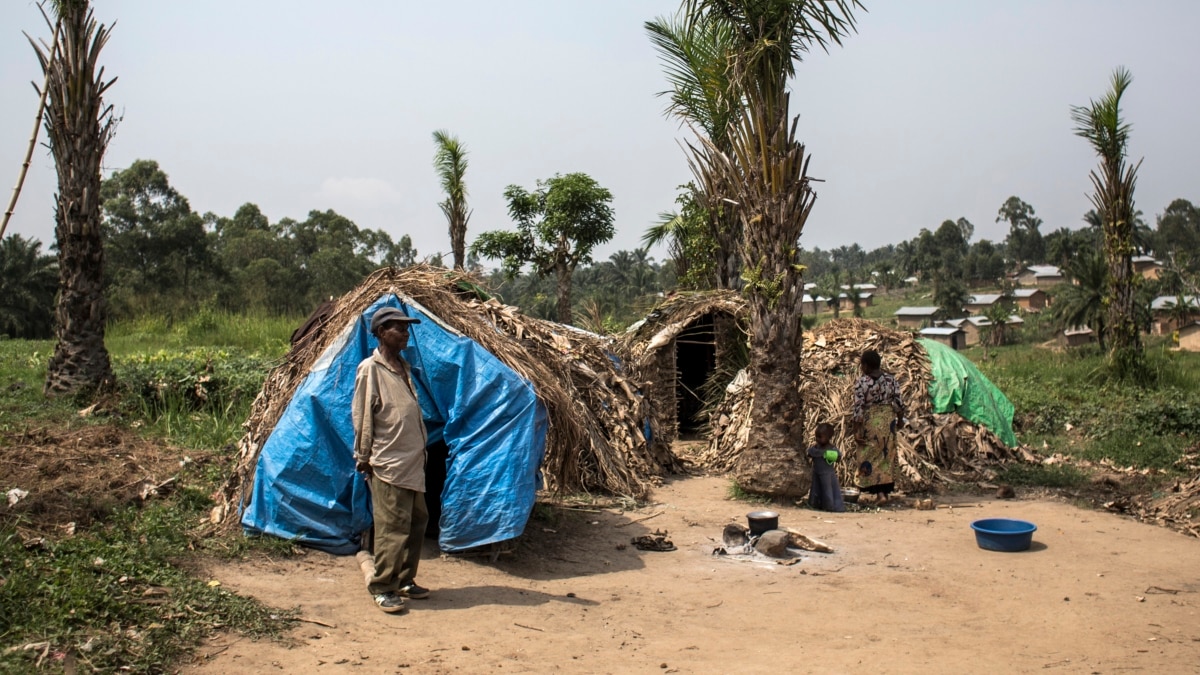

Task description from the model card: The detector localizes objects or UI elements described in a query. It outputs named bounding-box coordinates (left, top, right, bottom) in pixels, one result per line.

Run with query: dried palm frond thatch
left=1128, top=472, right=1200, bottom=538
left=214, top=265, right=673, bottom=527
left=700, top=318, right=1033, bottom=490
left=614, top=290, right=748, bottom=452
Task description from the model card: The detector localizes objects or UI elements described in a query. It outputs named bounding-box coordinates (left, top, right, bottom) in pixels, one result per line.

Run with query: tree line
left=4, top=155, right=1197, bottom=341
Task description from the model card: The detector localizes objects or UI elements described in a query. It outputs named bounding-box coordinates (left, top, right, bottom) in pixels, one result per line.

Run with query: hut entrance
left=676, top=316, right=717, bottom=438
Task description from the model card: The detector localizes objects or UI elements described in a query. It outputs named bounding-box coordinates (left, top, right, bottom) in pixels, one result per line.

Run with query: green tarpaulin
left=918, top=338, right=1017, bottom=447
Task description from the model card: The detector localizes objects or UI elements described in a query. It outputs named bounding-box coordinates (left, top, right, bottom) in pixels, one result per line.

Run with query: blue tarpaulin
left=242, top=296, right=547, bottom=553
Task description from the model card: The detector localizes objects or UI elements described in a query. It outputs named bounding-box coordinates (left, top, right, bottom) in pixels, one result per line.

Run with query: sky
left=2, top=1, right=1198, bottom=267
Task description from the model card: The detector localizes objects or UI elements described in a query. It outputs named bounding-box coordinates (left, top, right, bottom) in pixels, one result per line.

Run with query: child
left=807, top=422, right=845, bottom=512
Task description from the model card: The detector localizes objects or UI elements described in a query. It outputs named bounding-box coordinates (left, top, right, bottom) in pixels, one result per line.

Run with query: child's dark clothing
left=807, top=444, right=846, bottom=512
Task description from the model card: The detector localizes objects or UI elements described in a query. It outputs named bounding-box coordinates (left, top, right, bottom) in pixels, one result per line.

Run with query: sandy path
left=185, top=475, right=1200, bottom=674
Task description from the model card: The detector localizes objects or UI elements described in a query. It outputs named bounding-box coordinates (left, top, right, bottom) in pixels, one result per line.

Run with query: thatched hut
left=614, top=291, right=749, bottom=452
left=216, top=265, right=676, bottom=552
left=692, top=318, right=1033, bottom=491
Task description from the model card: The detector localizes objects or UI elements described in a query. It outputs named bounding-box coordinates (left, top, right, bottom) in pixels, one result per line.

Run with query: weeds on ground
left=726, top=481, right=775, bottom=505
left=0, top=502, right=295, bottom=673
left=995, top=463, right=1088, bottom=489
left=978, top=343, right=1200, bottom=472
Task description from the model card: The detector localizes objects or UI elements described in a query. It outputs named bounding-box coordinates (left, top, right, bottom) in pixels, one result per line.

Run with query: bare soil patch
left=183, top=475, right=1200, bottom=674
left=1, top=425, right=218, bottom=536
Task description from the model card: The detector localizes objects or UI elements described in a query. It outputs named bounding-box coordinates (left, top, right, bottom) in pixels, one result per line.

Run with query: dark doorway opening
left=675, top=316, right=716, bottom=439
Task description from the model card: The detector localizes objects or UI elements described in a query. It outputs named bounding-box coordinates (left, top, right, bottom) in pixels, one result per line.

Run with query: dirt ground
left=183, top=475, right=1200, bottom=674
left=4, top=426, right=1197, bottom=673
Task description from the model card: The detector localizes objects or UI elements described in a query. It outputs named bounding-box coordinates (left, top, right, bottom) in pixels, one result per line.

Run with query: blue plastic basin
left=970, top=518, right=1037, bottom=552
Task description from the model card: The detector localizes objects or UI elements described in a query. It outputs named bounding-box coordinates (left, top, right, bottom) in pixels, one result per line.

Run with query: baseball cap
left=370, top=307, right=421, bottom=333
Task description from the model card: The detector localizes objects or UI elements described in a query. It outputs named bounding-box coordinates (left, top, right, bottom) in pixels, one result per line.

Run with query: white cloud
left=316, top=177, right=404, bottom=206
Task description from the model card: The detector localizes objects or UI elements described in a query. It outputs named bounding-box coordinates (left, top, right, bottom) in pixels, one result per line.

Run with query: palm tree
left=1071, top=67, right=1142, bottom=375
left=29, top=0, right=117, bottom=395
left=1053, top=250, right=1108, bottom=350
left=432, top=130, right=471, bottom=270
left=684, top=0, right=861, bottom=496
left=0, top=234, right=58, bottom=339
left=645, top=10, right=742, bottom=289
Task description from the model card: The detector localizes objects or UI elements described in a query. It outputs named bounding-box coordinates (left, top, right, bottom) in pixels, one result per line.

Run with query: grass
left=976, top=341, right=1200, bottom=471
left=0, top=502, right=295, bottom=673
left=106, top=308, right=301, bottom=356
left=0, top=313, right=301, bottom=673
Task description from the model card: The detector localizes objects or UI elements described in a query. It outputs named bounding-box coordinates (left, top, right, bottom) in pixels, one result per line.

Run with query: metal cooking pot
left=746, top=510, right=779, bottom=536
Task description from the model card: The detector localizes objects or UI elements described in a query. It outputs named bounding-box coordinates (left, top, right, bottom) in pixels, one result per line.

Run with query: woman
left=851, top=349, right=905, bottom=500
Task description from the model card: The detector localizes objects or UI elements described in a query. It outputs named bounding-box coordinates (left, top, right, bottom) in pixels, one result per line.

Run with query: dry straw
left=214, top=265, right=675, bottom=528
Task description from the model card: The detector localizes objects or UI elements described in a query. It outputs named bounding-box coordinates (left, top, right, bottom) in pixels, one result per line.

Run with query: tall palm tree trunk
left=1099, top=169, right=1142, bottom=373
left=721, top=103, right=816, bottom=497
left=31, top=1, right=117, bottom=396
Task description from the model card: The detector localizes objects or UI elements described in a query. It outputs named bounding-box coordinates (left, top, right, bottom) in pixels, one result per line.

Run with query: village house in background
left=894, top=306, right=941, bottom=329
left=919, top=325, right=966, bottom=350
left=802, top=294, right=828, bottom=314
left=1132, top=255, right=1163, bottom=280
left=1057, top=326, right=1097, bottom=348
left=1149, top=295, right=1200, bottom=335
left=964, top=293, right=1005, bottom=315
left=1014, top=264, right=1065, bottom=287
left=838, top=291, right=873, bottom=311
left=1011, top=288, right=1048, bottom=312
left=943, top=315, right=1024, bottom=347
left=1178, top=322, right=1200, bottom=352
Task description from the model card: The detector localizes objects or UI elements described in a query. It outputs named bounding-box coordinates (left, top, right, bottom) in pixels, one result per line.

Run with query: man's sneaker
left=399, top=583, right=430, bottom=599
left=373, top=591, right=407, bottom=613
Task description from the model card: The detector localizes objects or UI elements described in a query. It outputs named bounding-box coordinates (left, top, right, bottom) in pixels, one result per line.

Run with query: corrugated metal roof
left=894, top=306, right=940, bottom=316
left=1024, top=265, right=1062, bottom=277
left=968, top=294, right=1002, bottom=305
left=1151, top=295, right=1199, bottom=311
left=920, top=326, right=964, bottom=336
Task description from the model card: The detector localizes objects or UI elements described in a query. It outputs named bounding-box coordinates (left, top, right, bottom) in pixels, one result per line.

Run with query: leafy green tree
left=934, top=278, right=970, bottom=320
left=1071, top=67, right=1143, bottom=375
left=432, top=130, right=471, bottom=270
left=209, top=203, right=298, bottom=312
left=1044, top=226, right=1099, bottom=268
left=101, top=159, right=213, bottom=307
left=643, top=185, right=717, bottom=290
left=997, top=196, right=1045, bottom=268
left=965, top=239, right=1006, bottom=284
left=844, top=280, right=866, bottom=318
left=933, top=219, right=968, bottom=279
left=282, top=209, right=377, bottom=306
left=816, top=266, right=843, bottom=319
left=472, top=173, right=615, bottom=324
left=1053, top=249, right=1108, bottom=350
left=1161, top=293, right=1199, bottom=337
left=0, top=234, right=58, bottom=339
left=980, top=293, right=1016, bottom=350
left=30, top=0, right=116, bottom=395
left=1154, top=199, right=1200, bottom=269
left=895, top=239, right=918, bottom=277
left=956, top=217, right=975, bottom=244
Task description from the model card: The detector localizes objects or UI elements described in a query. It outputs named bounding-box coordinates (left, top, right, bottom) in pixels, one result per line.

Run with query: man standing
left=352, top=306, right=432, bottom=614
